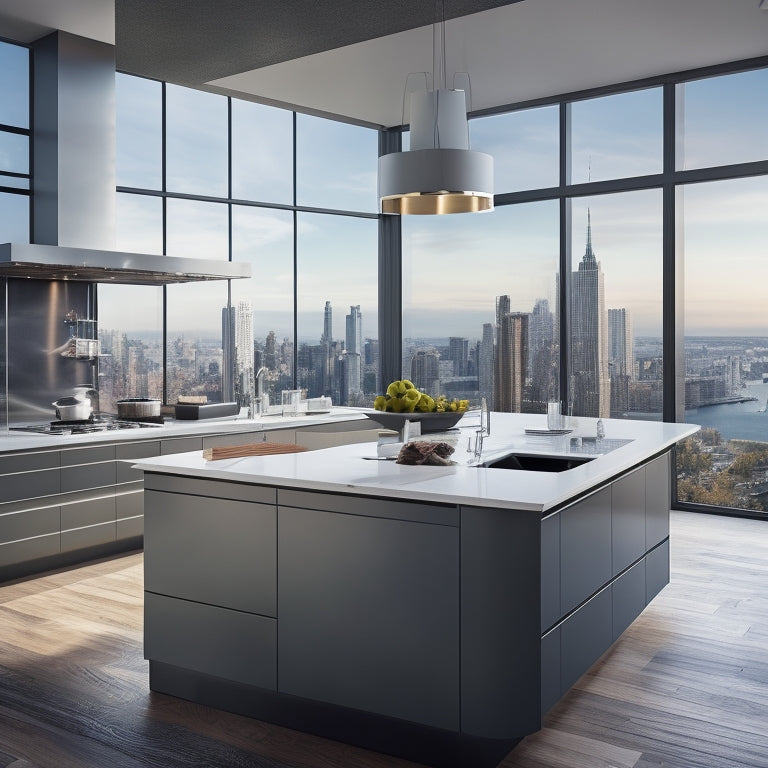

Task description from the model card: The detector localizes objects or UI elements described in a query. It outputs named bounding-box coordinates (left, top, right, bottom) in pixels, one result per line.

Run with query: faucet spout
left=255, top=367, right=267, bottom=399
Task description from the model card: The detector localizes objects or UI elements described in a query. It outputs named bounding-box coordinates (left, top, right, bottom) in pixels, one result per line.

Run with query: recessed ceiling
left=1, top=0, right=766, bottom=128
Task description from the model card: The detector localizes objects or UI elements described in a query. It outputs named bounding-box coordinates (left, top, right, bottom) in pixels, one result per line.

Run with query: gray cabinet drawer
left=0, top=533, right=60, bottom=567
left=540, top=627, right=561, bottom=716
left=60, top=445, right=116, bottom=466
left=0, top=451, right=59, bottom=474
left=0, top=468, right=60, bottom=503
left=61, top=521, right=116, bottom=552
left=115, top=490, right=143, bottom=520
left=646, top=539, right=670, bottom=604
left=160, top=437, right=203, bottom=455
left=116, top=442, right=160, bottom=482
left=278, top=505, right=460, bottom=731
left=0, top=505, right=60, bottom=544
left=117, top=515, right=144, bottom=540
left=144, top=592, right=276, bottom=690
left=144, top=490, right=276, bottom=616
left=560, top=586, right=612, bottom=691
left=612, top=558, right=646, bottom=640
left=278, top=488, right=458, bottom=527
left=201, top=431, right=262, bottom=449
left=61, top=496, right=115, bottom=531
left=560, top=487, right=612, bottom=615
left=646, top=452, right=671, bottom=549
left=611, top=465, right=646, bottom=575
left=540, top=512, right=560, bottom=632
left=144, top=473, right=275, bottom=505
left=61, top=462, right=116, bottom=492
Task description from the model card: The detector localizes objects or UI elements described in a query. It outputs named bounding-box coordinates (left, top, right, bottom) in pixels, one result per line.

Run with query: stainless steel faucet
left=468, top=397, right=491, bottom=462
left=248, top=367, right=269, bottom=418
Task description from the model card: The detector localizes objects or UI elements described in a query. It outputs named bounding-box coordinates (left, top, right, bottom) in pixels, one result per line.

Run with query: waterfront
left=686, top=381, right=768, bottom=443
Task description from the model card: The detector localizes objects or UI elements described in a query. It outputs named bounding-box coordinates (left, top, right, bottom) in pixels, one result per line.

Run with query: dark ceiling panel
left=115, top=0, right=521, bottom=86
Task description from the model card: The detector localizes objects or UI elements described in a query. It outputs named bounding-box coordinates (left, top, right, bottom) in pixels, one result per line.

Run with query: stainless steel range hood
left=0, top=243, right=251, bottom=285
left=15, top=32, right=250, bottom=286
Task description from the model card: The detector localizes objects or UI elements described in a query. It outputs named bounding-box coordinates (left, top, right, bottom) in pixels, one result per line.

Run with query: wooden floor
left=1, top=510, right=767, bottom=768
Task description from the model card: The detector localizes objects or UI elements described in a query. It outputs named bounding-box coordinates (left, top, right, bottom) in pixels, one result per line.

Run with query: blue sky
left=1, top=42, right=767, bottom=344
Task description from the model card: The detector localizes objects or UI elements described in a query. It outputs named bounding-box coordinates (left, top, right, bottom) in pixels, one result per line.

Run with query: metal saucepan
left=117, top=398, right=161, bottom=420
left=53, top=396, right=92, bottom=421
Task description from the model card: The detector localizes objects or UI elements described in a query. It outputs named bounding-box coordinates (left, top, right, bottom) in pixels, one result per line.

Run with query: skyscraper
left=479, top=323, right=495, bottom=407
left=495, top=311, right=529, bottom=413
left=571, top=210, right=610, bottom=418
left=448, top=337, right=469, bottom=377
left=608, top=308, right=633, bottom=417
left=221, top=306, right=236, bottom=401
left=529, top=298, right=556, bottom=408
left=321, top=301, right=333, bottom=345
left=345, top=305, right=363, bottom=395
left=410, top=349, right=440, bottom=394
left=235, top=299, right=255, bottom=406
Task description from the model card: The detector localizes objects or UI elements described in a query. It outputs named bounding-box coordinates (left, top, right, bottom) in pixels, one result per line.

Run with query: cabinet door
left=278, top=505, right=460, bottom=731
left=612, top=558, right=646, bottom=641
left=611, top=466, right=646, bottom=575
left=560, top=487, right=612, bottom=615
left=145, top=592, right=276, bottom=690
left=540, top=512, right=560, bottom=632
left=560, top=586, right=612, bottom=691
left=646, top=539, right=670, bottom=604
left=646, top=452, right=671, bottom=549
left=144, top=490, right=276, bottom=617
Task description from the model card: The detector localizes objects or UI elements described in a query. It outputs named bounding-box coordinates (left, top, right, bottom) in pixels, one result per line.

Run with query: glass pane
left=296, top=213, right=378, bottom=405
left=678, top=177, right=768, bottom=515
left=116, top=193, right=163, bottom=254
left=0, top=41, right=29, bottom=128
left=678, top=68, right=768, bottom=170
left=231, top=206, right=295, bottom=406
left=116, top=73, right=162, bottom=189
left=0, top=131, right=28, bottom=174
left=0, top=173, right=29, bottom=190
left=97, top=284, right=163, bottom=414
left=166, top=84, right=228, bottom=197
left=166, top=282, right=229, bottom=404
left=402, top=202, right=560, bottom=412
left=470, top=105, right=559, bottom=192
left=571, top=88, right=663, bottom=183
left=0, top=191, right=29, bottom=242
left=232, top=100, right=293, bottom=204
left=166, top=198, right=228, bottom=259
left=296, top=114, right=378, bottom=212
left=569, top=190, right=663, bottom=420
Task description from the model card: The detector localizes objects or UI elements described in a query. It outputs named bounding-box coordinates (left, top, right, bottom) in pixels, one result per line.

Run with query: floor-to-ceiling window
left=113, top=73, right=379, bottom=410
left=397, top=59, right=768, bottom=518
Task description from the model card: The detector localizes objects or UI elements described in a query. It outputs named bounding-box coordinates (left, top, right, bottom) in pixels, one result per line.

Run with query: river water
left=685, top=380, right=768, bottom=443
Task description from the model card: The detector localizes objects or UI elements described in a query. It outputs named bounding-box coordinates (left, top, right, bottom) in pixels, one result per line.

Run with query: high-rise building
left=235, top=300, right=255, bottom=406
left=479, top=323, right=495, bottom=407
left=608, top=308, right=633, bottom=417
left=571, top=210, right=610, bottom=418
left=495, top=311, right=529, bottom=413
left=410, top=349, right=440, bottom=394
left=221, top=306, right=236, bottom=401
left=529, top=298, right=556, bottom=408
left=321, top=301, right=333, bottom=345
left=345, top=305, right=363, bottom=394
left=448, top=337, right=469, bottom=377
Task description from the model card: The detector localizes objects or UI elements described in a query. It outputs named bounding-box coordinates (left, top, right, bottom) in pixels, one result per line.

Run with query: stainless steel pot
left=117, top=398, right=161, bottom=420
left=53, top=396, right=92, bottom=421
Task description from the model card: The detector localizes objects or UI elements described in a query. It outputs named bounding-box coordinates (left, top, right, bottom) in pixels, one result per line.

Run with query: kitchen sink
left=484, top=453, right=595, bottom=472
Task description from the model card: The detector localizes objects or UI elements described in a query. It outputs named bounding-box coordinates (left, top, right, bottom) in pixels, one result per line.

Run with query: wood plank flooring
left=1, top=510, right=767, bottom=768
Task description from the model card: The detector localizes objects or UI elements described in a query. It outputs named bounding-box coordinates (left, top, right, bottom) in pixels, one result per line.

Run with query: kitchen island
left=135, top=413, right=698, bottom=768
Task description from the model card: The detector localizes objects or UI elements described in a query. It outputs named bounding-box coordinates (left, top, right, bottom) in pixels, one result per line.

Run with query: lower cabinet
left=277, top=503, right=461, bottom=731
left=144, top=592, right=276, bottom=689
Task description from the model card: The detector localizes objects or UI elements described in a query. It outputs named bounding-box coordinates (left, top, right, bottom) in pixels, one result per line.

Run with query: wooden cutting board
left=203, top=442, right=309, bottom=461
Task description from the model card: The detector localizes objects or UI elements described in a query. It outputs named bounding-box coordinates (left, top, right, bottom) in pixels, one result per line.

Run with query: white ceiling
left=0, top=0, right=766, bottom=128
left=209, top=0, right=768, bottom=127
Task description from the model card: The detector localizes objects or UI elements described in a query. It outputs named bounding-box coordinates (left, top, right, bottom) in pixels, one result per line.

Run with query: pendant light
left=378, top=3, right=493, bottom=215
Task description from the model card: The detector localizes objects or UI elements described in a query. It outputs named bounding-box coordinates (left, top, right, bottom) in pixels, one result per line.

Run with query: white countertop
left=134, top=412, right=699, bottom=513
left=0, top=408, right=370, bottom=453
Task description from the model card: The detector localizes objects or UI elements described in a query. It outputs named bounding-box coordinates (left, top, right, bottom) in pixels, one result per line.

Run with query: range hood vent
left=0, top=243, right=251, bottom=285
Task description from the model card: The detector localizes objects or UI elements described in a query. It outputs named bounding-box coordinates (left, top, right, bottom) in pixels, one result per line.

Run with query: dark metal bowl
left=364, top=410, right=465, bottom=432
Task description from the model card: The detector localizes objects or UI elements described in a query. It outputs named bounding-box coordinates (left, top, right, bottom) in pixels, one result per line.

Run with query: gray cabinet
left=144, top=592, right=276, bottom=689
left=0, top=504, right=59, bottom=543
left=160, top=436, right=203, bottom=455
left=611, top=465, right=646, bottom=574
left=612, top=557, right=646, bottom=640
left=277, top=503, right=460, bottom=731
left=0, top=468, right=60, bottom=503
left=540, top=512, right=560, bottom=632
left=560, top=486, right=612, bottom=614
left=646, top=453, right=671, bottom=549
left=144, top=489, right=276, bottom=617
left=116, top=441, right=161, bottom=483
left=646, top=539, right=670, bottom=603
